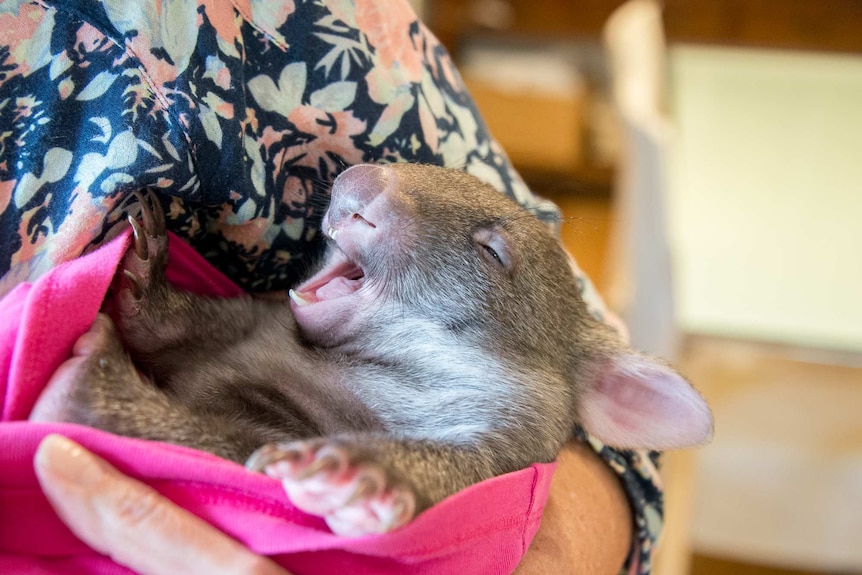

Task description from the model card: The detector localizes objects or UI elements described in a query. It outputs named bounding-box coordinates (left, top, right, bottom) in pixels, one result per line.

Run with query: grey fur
left=49, top=163, right=672, bottom=514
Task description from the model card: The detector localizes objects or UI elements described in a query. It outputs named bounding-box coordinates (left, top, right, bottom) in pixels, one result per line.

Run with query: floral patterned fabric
left=0, top=0, right=662, bottom=572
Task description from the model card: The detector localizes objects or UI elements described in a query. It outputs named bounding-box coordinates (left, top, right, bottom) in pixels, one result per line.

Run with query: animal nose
left=327, top=164, right=388, bottom=230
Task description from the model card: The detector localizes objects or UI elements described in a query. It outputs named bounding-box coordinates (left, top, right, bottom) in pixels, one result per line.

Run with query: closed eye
left=481, top=243, right=503, bottom=266
left=473, top=226, right=514, bottom=274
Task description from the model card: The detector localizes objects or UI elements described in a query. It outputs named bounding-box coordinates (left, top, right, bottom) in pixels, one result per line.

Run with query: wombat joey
left=32, top=163, right=712, bottom=537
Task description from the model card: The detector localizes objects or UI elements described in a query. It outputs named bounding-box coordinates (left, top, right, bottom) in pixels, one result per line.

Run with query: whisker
left=442, top=156, right=468, bottom=171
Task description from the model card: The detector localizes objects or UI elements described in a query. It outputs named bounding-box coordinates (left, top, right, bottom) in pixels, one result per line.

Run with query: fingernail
left=35, top=434, right=108, bottom=488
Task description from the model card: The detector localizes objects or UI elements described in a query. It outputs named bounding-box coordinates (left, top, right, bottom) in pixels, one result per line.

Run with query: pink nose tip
left=328, top=165, right=388, bottom=228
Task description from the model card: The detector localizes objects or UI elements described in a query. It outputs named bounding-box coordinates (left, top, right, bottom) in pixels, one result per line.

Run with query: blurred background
left=412, top=1, right=862, bottom=574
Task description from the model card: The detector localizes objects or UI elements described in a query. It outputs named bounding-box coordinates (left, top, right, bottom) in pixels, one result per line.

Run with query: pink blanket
left=0, top=232, right=554, bottom=574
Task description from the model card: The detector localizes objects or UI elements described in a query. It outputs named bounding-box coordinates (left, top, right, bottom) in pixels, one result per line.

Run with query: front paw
left=247, top=439, right=416, bottom=537
left=117, top=189, right=168, bottom=317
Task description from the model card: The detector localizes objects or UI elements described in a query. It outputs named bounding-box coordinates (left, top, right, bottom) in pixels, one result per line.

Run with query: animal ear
left=577, top=351, right=713, bottom=450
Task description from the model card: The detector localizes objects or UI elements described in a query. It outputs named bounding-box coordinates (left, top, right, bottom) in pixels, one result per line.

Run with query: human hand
left=34, top=434, right=291, bottom=575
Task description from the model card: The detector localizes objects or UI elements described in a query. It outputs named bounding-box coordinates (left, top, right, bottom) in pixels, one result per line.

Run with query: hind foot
left=30, top=313, right=141, bottom=426
left=117, top=189, right=169, bottom=317
left=247, top=439, right=416, bottom=537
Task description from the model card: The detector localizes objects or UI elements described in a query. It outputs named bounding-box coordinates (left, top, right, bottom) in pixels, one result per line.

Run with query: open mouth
left=289, top=250, right=365, bottom=307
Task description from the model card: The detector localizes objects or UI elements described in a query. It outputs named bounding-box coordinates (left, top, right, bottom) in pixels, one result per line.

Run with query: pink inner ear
left=578, top=355, right=713, bottom=450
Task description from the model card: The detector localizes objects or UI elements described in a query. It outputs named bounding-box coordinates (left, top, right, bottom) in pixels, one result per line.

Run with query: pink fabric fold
left=0, top=231, right=554, bottom=575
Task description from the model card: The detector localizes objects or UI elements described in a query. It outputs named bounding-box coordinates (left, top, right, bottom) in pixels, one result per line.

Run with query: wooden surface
left=428, top=0, right=862, bottom=184
left=663, top=0, right=862, bottom=54
left=691, top=554, right=834, bottom=575
left=427, top=0, right=862, bottom=55
left=676, top=335, right=862, bottom=573
left=652, top=449, right=698, bottom=575
left=463, top=75, right=586, bottom=174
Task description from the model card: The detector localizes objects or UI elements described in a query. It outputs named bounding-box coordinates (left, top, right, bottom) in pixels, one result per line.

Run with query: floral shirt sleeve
left=0, top=1, right=662, bottom=572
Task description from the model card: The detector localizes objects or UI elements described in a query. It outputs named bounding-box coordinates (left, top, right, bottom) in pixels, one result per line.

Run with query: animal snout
left=327, top=164, right=390, bottom=232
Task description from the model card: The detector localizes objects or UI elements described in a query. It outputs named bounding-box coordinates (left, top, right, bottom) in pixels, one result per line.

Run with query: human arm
left=515, top=439, right=633, bottom=575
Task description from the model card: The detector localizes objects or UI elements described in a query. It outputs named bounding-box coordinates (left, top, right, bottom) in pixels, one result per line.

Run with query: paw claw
left=343, top=473, right=380, bottom=507
left=245, top=443, right=305, bottom=472
left=386, top=495, right=414, bottom=530
left=131, top=190, right=155, bottom=238
left=117, top=190, right=169, bottom=316
left=295, top=451, right=342, bottom=480
left=127, top=214, right=148, bottom=261
left=123, top=269, right=142, bottom=299
left=250, top=439, right=417, bottom=536
left=145, top=188, right=166, bottom=236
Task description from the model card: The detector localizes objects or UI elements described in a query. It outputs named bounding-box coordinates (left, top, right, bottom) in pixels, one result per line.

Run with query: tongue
left=315, top=276, right=360, bottom=300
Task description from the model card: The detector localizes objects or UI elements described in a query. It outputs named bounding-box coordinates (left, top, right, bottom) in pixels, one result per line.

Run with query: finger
left=34, top=435, right=290, bottom=575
